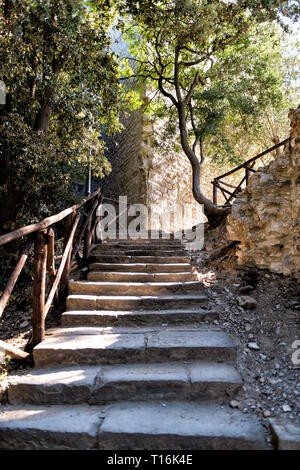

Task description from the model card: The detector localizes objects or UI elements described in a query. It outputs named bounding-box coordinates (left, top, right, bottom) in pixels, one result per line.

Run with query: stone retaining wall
left=102, top=108, right=203, bottom=232
left=227, top=106, right=300, bottom=278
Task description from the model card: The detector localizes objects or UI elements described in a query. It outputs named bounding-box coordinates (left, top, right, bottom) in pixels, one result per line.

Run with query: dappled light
left=0, top=0, right=299, bottom=453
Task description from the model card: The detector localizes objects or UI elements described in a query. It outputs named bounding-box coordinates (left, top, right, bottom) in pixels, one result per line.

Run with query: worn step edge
left=69, top=280, right=205, bottom=296
left=7, top=362, right=242, bottom=405
left=33, top=328, right=236, bottom=367
left=0, top=405, right=101, bottom=450
left=89, top=256, right=191, bottom=265
left=89, top=263, right=194, bottom=273
left=66, top=294, right=209, bottom=311
left=61, top=308, right=218, bottom=326
left=87, top=272, right=199, bottom=282
left=99, top=401, right=267, bottom=450
left=92, top=249, right=188, bottom=254
left=0, top=402, right=265, bottom=450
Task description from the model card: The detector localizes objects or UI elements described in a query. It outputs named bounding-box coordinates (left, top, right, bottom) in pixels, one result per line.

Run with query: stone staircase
left=0, top=238, right=267, bottom=450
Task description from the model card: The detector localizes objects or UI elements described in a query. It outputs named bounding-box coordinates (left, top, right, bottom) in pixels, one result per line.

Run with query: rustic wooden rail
left=0, top=187, right=102, bottom=357
left=211, top=138, right=290, bottom=206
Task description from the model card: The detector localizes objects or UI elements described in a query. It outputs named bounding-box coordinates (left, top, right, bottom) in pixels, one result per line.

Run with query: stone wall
left=102, top=107, right=203, bottom=232
left=227, top=105, right=300, bottom=278
left=101, top=108, right=146, bottom=205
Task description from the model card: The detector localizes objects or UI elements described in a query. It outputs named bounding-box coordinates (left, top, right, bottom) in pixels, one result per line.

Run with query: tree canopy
left=0, top=0, right=139, bottom=229
left=111, top=0, right=300, bottom=226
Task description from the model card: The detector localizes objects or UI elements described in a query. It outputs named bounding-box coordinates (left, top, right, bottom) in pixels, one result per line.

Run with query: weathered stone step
left=8, top=362, right=242, bottom=405
left=98, top=401, right=267, bottom=450
left=66, top=293, right=209, bottom=311
left=89, top=263, right=194, bottom=273
left=69, top=280, right=204, bottom=296
left=33, top=326, right=236, bottom=367
left=0, top=402, right=266, bottom=449
left=89, top=255, right=191, bottom=264
left=99, top=238, right=183, bottom=245
left=95, top=243, right=184, bottom=249
left=61, top=308, right=218, bottom=327
left=87, top=271, right=199, bottom=282
left=92, top=249, right=188, bottom=256
left=0, top=405, right=101, bottom=449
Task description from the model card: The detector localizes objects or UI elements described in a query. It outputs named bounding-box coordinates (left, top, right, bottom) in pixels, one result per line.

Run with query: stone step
left=69, top=280, right=205, bottom=296
left=87, top=272, right=199, bottom=282
left=92, top=249, right=188, bottom=256
left=0, top=402, right=266, bottom=450
left=8, top=362, right=242, bottom=405
left=66, top=293, right=209, bottom=311
left=89, top=255, right=191, bottom=264
left=97, top=401, right=267, bottom=450
left=89, top=263, right=194, bottom=273
left=95, top=242, right=184, bottom=249
left=33, top=326, right=237, bottom=367
left=99, top=238, right=182, bottom=245
left=61, top=308, right=218, bottom=327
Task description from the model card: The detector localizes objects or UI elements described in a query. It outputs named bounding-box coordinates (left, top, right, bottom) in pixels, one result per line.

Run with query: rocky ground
left=192, top=224, right=300, bottom=443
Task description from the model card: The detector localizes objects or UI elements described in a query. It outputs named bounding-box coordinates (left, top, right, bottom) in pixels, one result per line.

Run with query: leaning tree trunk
left=178, top=105, right=230, bottom=228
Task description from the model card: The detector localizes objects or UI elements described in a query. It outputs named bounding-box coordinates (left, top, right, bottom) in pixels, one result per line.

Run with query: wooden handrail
left=0, top=239, right=33, bottom=318
left=44, top=213, right=80, bottom=318
left=212, top=138, right=289, bottom=205
left=0, top=187, right=102, bottom=354
left=102, top=196, right=130, bottom=205
left=214, top=138, right=289, bottom=181
left=0, top=188, right=100, bottom=247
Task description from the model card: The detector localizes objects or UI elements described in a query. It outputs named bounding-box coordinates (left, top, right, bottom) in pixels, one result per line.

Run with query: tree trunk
left=177, top=105, right=230, bottom=228
left=34, top=103, right=52, bottom=131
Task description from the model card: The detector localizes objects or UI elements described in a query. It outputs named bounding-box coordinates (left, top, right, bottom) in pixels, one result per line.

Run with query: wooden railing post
left=59, top=211, right=75, bottom=300
left=213, top=182, right=218, bottom=205
left=94, top=193, right=103, bottom=244
left=47, top=228, right=58, bottom=305
left=32, top=230, right=48, bottom=347
left=83, top=203, right=92, bottom=264
left=245, top=166, right=250, bottom=186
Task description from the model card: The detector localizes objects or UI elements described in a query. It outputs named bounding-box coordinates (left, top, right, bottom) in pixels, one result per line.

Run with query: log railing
left=0, top=187, right=103, bottom=357
left=211, top=138, right=290, bottom=206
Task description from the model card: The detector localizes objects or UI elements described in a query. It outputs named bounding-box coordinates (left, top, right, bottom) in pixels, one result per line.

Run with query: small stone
left=20, top=320, right=29, bottom=328
left=239, top=285, right=254, bottom=294
left=237, top=295, right=257, bottom=310
left=282, top=404, right=292, bottom=412
left=230, top=400, right=243, bottom=410
left=161, top=323, right=168, bottom=327
left=263, top=410, right=272, bottom=418
left=248, top=342, right=260, bottom=351
left=260, top=354, right=267, bottom=360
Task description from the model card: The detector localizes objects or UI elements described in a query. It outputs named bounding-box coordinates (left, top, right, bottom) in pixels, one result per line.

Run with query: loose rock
left=248, top=342, right=260, bottom=351
left=237, top=296, right=257, bottom=310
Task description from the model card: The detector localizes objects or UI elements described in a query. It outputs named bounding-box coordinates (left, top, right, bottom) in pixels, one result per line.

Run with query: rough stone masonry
left=102, top=107, right=203, bottom=232
left=227, top=105, right=300, bottom=278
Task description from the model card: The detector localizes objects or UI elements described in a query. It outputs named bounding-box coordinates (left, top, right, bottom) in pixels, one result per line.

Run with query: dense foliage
left=0, top=0, right=139, bottom=229
left=109, top=0, right=300, bottom=225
